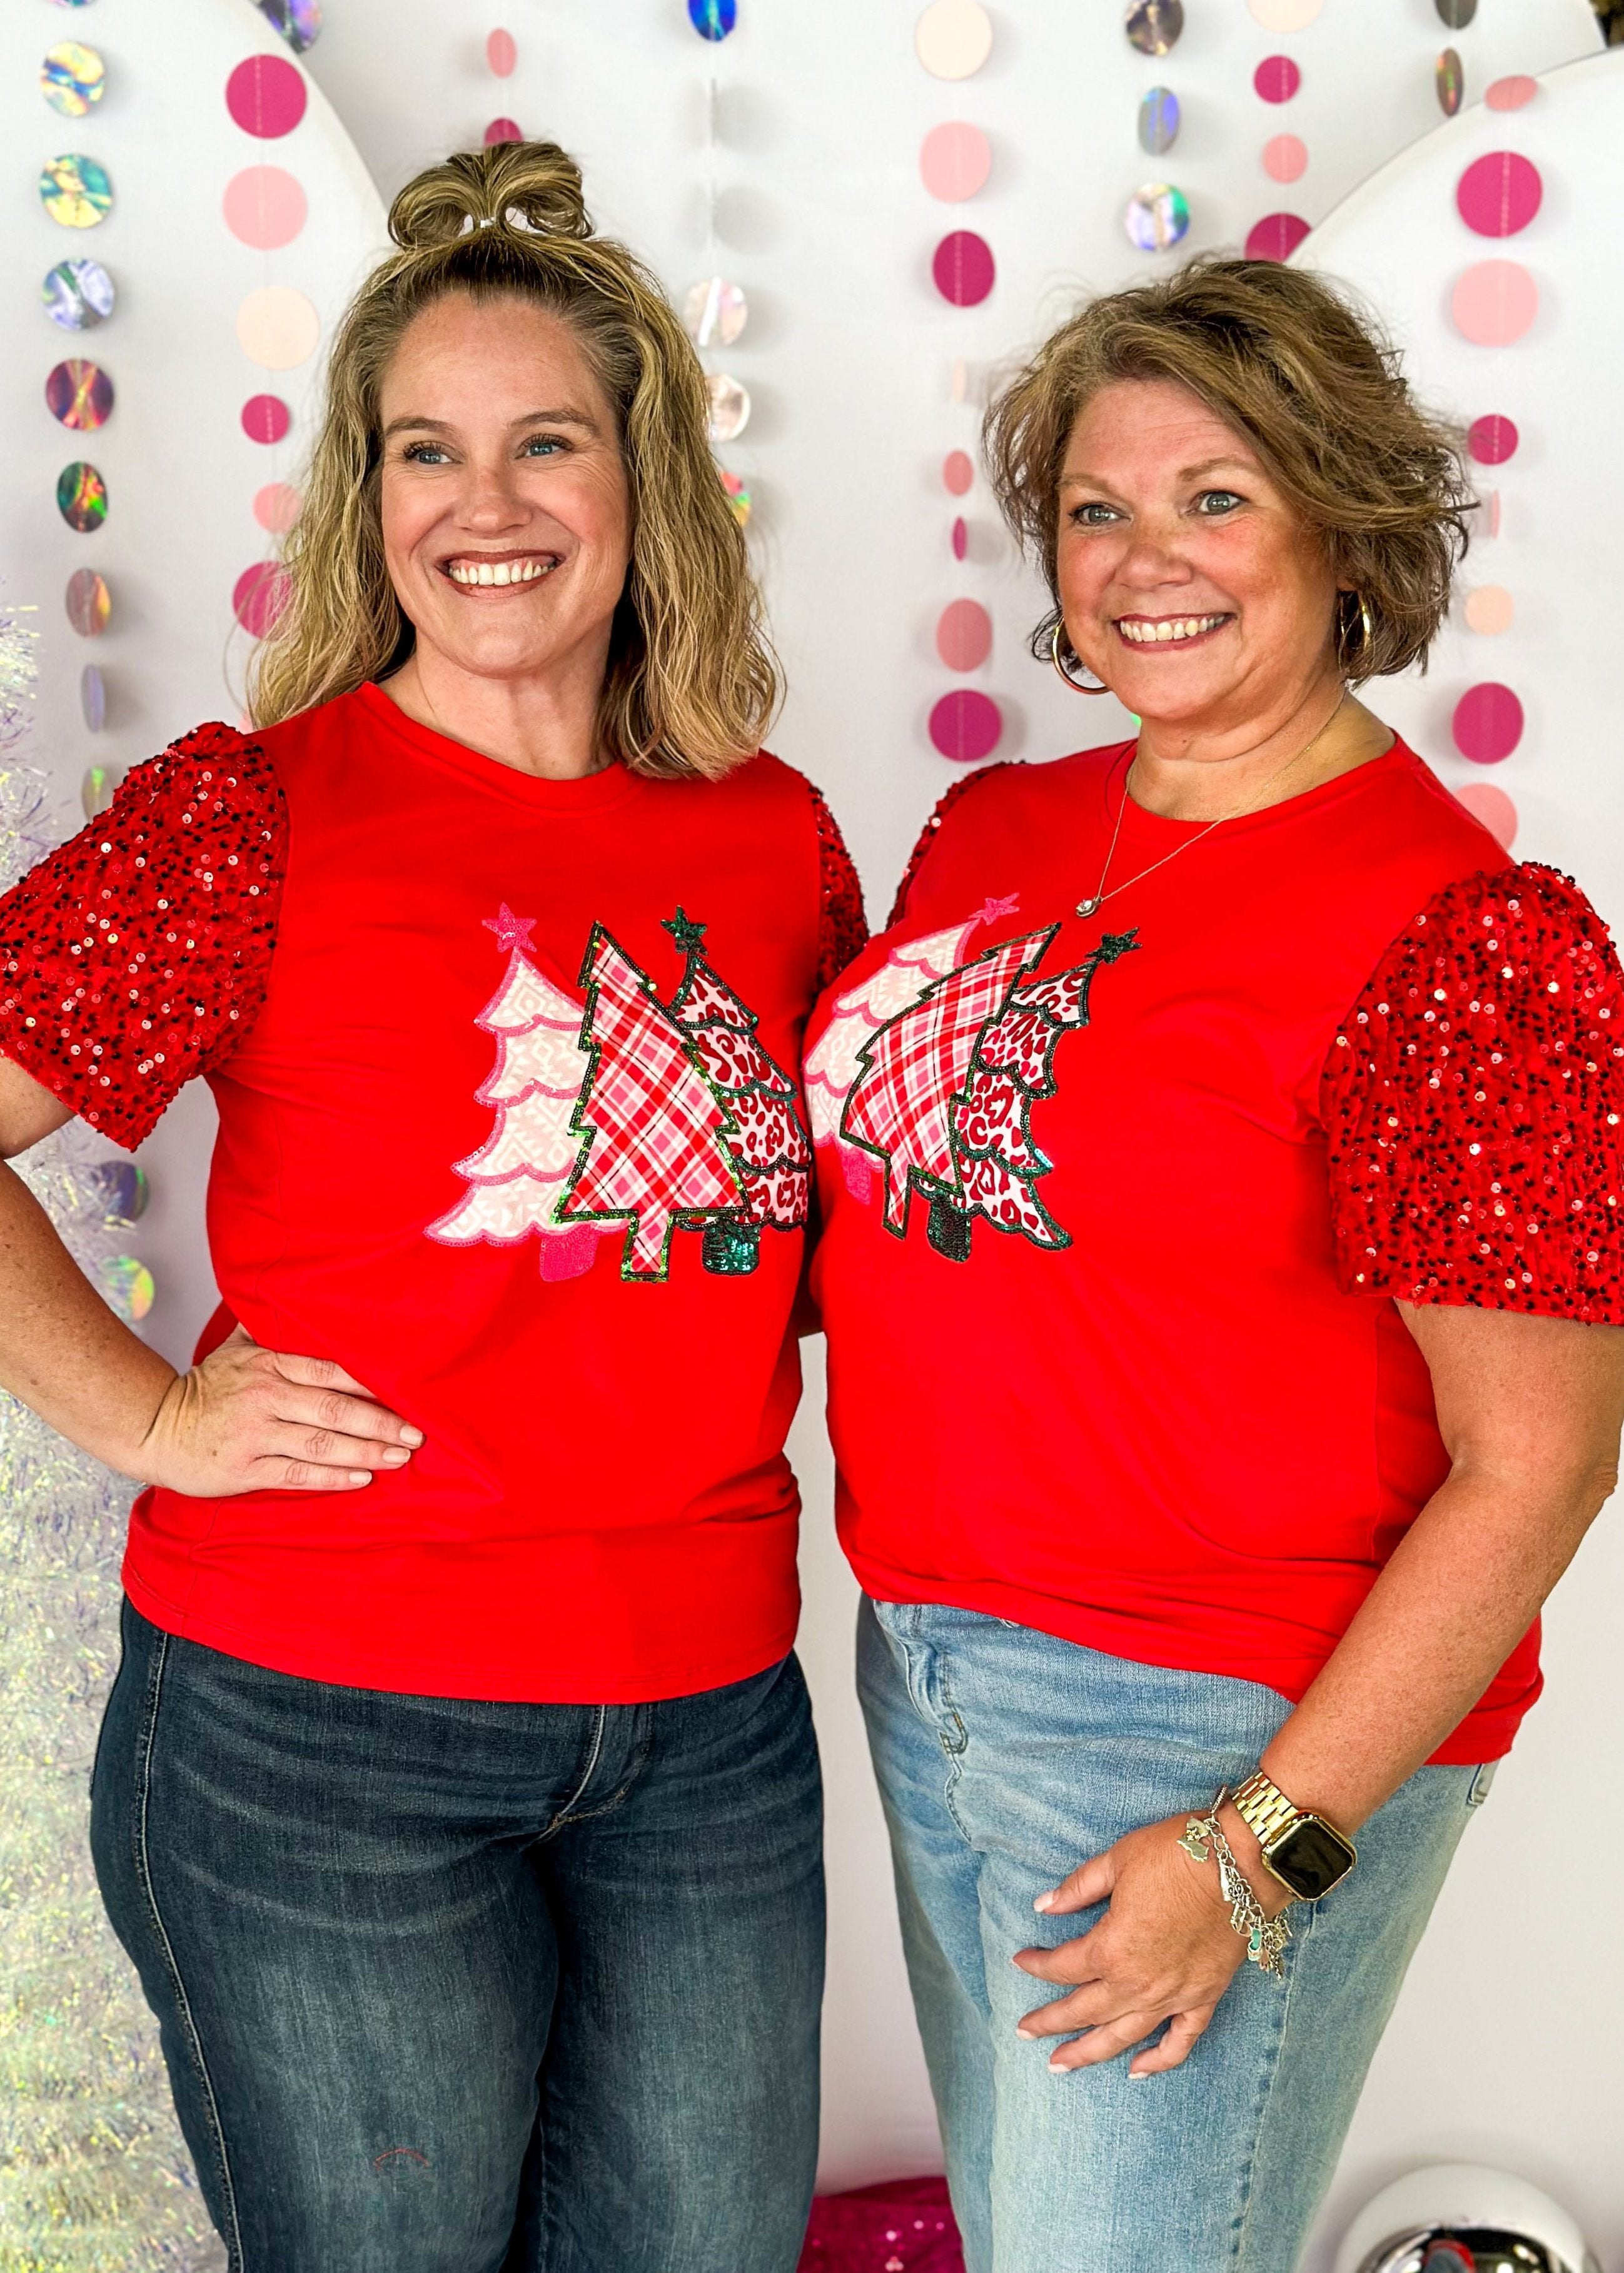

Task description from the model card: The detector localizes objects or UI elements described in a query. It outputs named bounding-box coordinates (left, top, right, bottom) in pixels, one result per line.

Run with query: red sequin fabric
left=0, top=722, right=286, bottom=1150
left=888, top=765, right=1012, bottom=928
left=1321, top=863, right=1624, bottom=1323
left=809, top=779, right=869, bottom=989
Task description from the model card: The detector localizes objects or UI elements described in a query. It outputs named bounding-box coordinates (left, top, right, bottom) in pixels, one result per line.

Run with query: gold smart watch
left=1229, top=1772, right=1357, bottom=1902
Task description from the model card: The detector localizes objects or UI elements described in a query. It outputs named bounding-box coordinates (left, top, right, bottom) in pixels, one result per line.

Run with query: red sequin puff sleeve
left=0, top=722, right=287, bottom=1151
left=809, top=780, right=869, bottom=990
left=887, top=764, right=1012, bottom=927
left=1321, top=864, right=1624, bottom=1324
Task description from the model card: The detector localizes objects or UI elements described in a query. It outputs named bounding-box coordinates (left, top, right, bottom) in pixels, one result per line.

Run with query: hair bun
left=387, top=141, right=592, bottom=253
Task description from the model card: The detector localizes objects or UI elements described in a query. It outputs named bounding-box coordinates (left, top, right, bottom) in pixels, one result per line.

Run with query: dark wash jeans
left=92, top=1601, right=825, bottom=2273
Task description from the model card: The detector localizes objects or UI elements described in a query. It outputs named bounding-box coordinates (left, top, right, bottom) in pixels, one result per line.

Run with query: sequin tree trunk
left=560, top=926, right=744, bottom=1281
left=664, top=907, right=810, bottom=1276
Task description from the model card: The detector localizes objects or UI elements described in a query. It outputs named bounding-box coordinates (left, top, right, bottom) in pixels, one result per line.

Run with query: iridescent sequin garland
left=0, top=632, right=223, bottom=2269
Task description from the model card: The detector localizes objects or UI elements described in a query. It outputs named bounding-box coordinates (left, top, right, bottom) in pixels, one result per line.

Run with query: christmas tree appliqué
left=665, top=907, right=811, bottom=1275
left=425, top=903, right=602, bottom=1281
left=840, top=922, right=1137, bottom=1261
left=559, top=921, right=747, bottom=1282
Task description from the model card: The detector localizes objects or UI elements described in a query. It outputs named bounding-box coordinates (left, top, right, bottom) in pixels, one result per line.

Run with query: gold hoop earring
left=1340, top=592, right=1374, bottom=673
left=1049, top=620, right=1111, bottom=695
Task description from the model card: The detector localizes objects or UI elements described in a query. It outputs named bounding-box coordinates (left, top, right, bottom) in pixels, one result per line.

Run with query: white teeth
left=447, top=557, right=553, bottom=587
left=1117, top=613, right=1224, bottom=646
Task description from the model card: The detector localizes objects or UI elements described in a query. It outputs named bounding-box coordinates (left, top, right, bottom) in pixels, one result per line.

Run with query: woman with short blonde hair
left=0, top=140, right=862, bottom=2269
left=808, top=256, right=1624, bottom=2271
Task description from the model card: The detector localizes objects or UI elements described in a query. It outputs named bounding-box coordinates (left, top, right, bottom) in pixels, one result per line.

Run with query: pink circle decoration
left=487, top=28, right=517, bottom=76
left=253, top=481, right=302, bottom=534
left=233, top=562, right=291, bottom=639
left=932, top=230, right=996, bottom=308
left=241, top=393, right=291, bottom=445
left=943, top=449, right=974, bottom=496
left=1451, top=260, right=1538, bottom=347
left=1481, top=489, right=1501, bottom=539
left=952, top=516, right=968, bottom=561
left=929, top=689, right=1002, bottom=763
left=1244, top=213, right=1310, bottom=263
left=1452, top=682, right=1523, bottom=765
left=223, top=164, right=307, bottom=249
left=484, top=117, right=522, bottom=146
left=1485, top=75, right=1537, bottom=113
left=920, top=121, right=992, bottom=203
left=1253, top=55, right=1301, bottom=103
left=225, top=54, right=308, bottom=138
left=1466, top=413, right=1518, bottom=466
left=1456, top=151, right=1542, bottom=238
left=1262, top=134, right=1307, bottom=184
left=1455, top=783, right=1518, bottom=849
left=936, top=598, right=992, bottom=672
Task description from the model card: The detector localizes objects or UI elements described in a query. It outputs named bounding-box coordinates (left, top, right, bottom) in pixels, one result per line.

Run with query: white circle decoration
left=235, top=283, right=321, bottom=369
left=915, top=0, right=994, bottom=81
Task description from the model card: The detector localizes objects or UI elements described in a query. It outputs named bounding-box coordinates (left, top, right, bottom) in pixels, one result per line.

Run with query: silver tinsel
left=0, top=645, right=224, bottom=2268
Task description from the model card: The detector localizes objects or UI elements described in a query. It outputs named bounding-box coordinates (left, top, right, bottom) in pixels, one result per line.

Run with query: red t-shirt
left=806, top=741, right=1624, bottom=1763
left=0, top=683, right=865, bottom=1702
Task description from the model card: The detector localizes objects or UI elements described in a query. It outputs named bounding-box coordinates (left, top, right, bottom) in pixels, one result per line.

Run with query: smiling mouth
left=441, top=552, right=560, bottom=590
left=1114, top=612, right=1233, bottom=647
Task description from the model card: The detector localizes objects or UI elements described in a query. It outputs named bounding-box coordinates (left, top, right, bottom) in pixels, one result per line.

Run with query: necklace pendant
left=1076, top=897, right=1100, bottom=918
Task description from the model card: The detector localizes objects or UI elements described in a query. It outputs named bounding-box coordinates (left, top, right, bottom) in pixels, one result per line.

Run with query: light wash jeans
left=858, top=1598, right=1495, bottom=2273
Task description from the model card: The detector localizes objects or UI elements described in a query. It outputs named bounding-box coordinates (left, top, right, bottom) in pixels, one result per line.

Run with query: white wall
left=4, top=0, right=1623, bottom=2256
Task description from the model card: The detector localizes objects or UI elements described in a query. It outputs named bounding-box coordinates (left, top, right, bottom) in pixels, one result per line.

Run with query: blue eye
left=1071, top=501, right=1120, bottom=528
left=522, top=434, right=563, bottom=457
left=401, top=441, right=450, bottom=465
left=1196, top=489, right=1243, bottom=515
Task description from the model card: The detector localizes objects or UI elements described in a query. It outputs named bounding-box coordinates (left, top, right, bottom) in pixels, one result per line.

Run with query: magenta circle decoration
left=936, top=598, right=992, bottom=672
left=951, top=516, right=968, bottom=561
left=1452, top=682, right=1524, bottom=765
left=1253, top=54, right=1301, bottom=103
left=484, top=116, right=522, bottom=146
left=1451, top=260, right=1538, bottom=347
left=929, top=688, right=1002, bottom=763
left=932, top=229, right=996, bottom=308
left=1456, top=150, right=1542, bottom=238
left=1466, top=413, right=1518, bottom=466
left=241, top=392, right=291, bottom=444
left=233, top=561, right=291, bottom=638
left=225, top=53, right=307, bottom=138
left=1244, top=212, right=1310, bottom=263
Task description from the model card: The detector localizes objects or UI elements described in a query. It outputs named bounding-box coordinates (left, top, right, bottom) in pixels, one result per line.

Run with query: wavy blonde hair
left=250, top=141, right=779, bottom=779
left=984, top=256, right=1473, bottom=685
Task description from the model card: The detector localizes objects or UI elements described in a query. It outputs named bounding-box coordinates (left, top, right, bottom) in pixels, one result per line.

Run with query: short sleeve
left=887, top=764, right=1011, bottom=928
left=0, top=722, right=287, bottom=1149
left=808, top=780, right=868, bottom=989
left=1321, top=863, right=1624, bottom=1324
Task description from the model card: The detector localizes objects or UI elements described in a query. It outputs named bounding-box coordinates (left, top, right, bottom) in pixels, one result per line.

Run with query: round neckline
left=1095, top=734, right=1415, bottom=844
left=355, top=679, right=646, bottom=814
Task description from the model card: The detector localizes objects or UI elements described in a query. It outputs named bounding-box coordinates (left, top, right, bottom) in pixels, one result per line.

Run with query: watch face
left=1267, top=1816, right=1356, bottom=1900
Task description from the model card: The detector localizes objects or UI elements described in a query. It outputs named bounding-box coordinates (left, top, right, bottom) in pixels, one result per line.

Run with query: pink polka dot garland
left=1485, top=76, right=1537, bottom=113
left=487, top=28, right=517, bottom=77
left=942, top=450, right=974, bottom=496
left=1262, top=134, right=1307, bottom=184
left=920, top=121, right=992, bottom=203
left=1466, top=414, right=1518, bottom=466
left=951, top=517, right=968, bottom=561
left=253, top=482, right=302, bottom=534
left=936, top=598, right=992, bottom=671
left=930, top=688, right=1002, bottom=763
left=223, top=164, right=306, bottom=250
left=225, top=54, right=307, bottom=139
left=932, top=230, right=996, bottom=308
left=1452, top=260, right=1538, bottom=347
left=1245, top=213, right=1310, bottom=263
left=485, top=118, right=522, bottom=146
left=241, top=393, right=291, bottom=445
left=233, top=562, right=291, bottom=640
left=1452, top=682, right=1524, bottom=765
left=1253, top=55, right=1301, bottom=103
left=1456, top=151, right=1542, bottom=239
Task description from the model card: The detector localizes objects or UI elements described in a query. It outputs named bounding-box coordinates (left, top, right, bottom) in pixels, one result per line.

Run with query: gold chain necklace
left=1076, top=699, right=1348, bottom=920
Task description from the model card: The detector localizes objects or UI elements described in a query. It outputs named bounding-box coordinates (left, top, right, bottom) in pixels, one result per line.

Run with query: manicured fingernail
left=349, top=1470, right=371, bottom=1485
left=1015, top=2027, right=1036, bottom=2040
left=1034, top=1892, right=1056, bottom=1913
left=381, top=1448, right=410, bottom=1466
left=1129, top=2069, right=1151, bottom=2081
left=400, top=1426, right=424, bottom=1446
left=1047, top=2056, right=1069, bottom=2074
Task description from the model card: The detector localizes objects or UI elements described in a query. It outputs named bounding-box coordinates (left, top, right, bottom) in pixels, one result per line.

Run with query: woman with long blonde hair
left=0, top=141, right=862, bottom=2270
